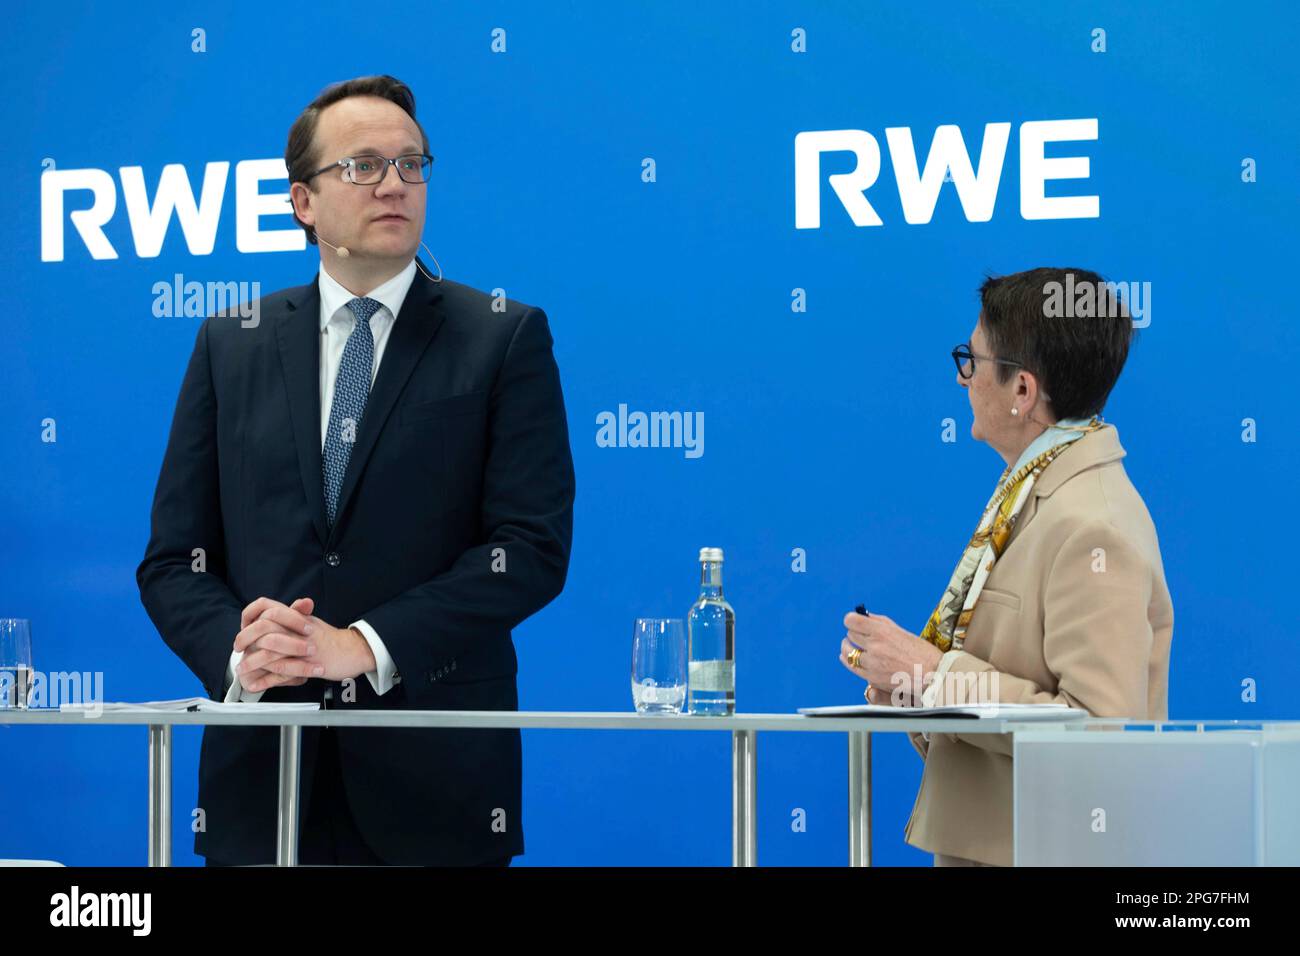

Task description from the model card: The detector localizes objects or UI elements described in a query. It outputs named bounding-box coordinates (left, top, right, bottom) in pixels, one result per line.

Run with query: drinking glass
left=0, top=619, right=34, bottom=710
left=631, top=618, right=686, bottom=714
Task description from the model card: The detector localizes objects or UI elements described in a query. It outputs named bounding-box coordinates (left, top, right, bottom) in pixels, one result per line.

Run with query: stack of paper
left=59, top=698, right=320, bottom=713
left=798, top=702, right=1088, bottom=720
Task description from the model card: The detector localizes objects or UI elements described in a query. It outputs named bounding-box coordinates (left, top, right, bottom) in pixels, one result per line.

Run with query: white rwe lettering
left=40, top=159, right=305, bottom=262
left=795, top=117, right=1099, bottom=228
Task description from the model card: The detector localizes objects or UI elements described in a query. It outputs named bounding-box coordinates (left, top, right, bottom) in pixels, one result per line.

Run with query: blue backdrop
left=3, top=0, right=1297, bottom=865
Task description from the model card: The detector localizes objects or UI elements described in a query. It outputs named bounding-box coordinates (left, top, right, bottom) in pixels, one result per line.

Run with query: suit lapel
left=275, top=259, right=447, bottom=548
left=276, top=277, right=329, bottom=547
left=1005, top=426, right=1127, bottom=546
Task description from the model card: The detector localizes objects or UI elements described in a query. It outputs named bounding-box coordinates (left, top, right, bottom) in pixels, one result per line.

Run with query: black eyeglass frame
left=300, top=153, right=435, bottom=185
left=951, top=342, right=1026, bottom=380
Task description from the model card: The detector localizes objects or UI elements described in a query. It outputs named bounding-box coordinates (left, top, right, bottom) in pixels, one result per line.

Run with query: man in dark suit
left=135, top=75, right=575, bottom=866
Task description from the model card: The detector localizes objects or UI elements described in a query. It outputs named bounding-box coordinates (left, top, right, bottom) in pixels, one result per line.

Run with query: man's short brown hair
left=285, top=74, right=430, bottom=245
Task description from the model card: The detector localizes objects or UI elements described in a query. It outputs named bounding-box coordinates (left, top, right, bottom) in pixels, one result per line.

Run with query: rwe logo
left=795, top=118, right=1098, bottom=228
left=41, top=159, right=304, bottom=261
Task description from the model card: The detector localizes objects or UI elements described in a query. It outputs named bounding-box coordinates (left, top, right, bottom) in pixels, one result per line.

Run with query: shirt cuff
left=225, top=649, right=267, bottom=703
left=351, top=619, right=400, bottom=696
left=919, top=649, right=962, bottom=741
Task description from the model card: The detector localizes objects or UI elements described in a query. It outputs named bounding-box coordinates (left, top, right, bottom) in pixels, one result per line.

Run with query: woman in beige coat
left=838, top=267, right=1173, bottom=866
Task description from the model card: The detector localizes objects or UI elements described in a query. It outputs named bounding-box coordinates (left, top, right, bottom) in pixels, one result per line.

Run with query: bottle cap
left=698, top=547, right=724, bottom=563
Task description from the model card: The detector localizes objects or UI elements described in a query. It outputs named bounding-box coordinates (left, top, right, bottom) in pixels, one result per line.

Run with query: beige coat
left=902, top=425, right=1173, bottom=866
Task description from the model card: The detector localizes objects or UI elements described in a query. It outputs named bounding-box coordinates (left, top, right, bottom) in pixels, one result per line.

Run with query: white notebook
left=59, top=697, right=320, bottom=713
left=798, top=703, right=1088, bottom=720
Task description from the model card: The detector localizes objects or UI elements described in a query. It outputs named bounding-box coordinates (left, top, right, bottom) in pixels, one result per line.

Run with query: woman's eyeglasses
left=951, top=343, right=1025, bottom=380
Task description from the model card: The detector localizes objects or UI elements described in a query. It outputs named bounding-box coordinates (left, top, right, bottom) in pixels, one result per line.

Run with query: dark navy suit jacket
left=136, top=259, right=575, bottom=865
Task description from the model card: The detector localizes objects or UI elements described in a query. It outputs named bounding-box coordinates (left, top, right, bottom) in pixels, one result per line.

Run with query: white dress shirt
left=917, top=417, right=1094, bottom=738
left=225, top=259, right=418, bottom=703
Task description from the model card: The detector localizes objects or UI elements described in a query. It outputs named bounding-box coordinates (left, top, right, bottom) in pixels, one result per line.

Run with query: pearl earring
left=1010, top=408, right=1019, bottom=416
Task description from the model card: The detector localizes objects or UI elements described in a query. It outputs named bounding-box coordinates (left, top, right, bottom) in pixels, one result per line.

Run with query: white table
left=0, top=708, right=1052, bottom=867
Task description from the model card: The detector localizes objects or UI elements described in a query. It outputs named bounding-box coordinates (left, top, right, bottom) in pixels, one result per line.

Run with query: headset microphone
left=315, top=233, right=350, bottom=258
left=313, top=230, right=442, bottom=283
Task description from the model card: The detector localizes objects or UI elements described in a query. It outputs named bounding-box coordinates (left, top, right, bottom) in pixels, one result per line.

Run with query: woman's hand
left=839, top=611, right=944, bottom=705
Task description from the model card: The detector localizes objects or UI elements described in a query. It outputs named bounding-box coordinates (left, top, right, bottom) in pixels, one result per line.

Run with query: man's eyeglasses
left=951, top=343, right=1024, bottom=380
left=302, top=153, right=435, bottom=186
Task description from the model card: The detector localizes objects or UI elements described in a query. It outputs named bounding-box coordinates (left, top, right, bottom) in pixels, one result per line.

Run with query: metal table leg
left=276, top=725, right=302, bottom=867
left=732, top=729, right=757, bottom=866
left=848, top=730, right=871, bottom=866
left=147, top=724, right=171, bottom=867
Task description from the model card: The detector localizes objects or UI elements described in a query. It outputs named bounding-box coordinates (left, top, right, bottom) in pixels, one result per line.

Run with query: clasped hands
left=233, top=596, right=377, bottom=694
left=838, top=610, right=944, bottom=706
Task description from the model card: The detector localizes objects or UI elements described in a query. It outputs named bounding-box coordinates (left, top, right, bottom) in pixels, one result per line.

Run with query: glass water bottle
left=687, top=547, right=735, bottom=715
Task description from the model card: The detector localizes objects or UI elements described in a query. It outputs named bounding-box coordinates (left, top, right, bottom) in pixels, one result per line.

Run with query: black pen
left=850, top=604, right=871, bottom=651
left=852, top=605, right=872, bottom=698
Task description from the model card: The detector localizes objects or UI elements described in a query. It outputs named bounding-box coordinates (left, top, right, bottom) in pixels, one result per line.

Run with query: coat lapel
left=1006, top=425, right=1127, bottom=545
left=276, top=276, right=328, bottom=547
left=275, top=259, right=447, bottom=548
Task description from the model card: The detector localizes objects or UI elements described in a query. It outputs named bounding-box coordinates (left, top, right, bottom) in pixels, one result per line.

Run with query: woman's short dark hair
left=285, top=74, right=430, bottom=245
left=978, top=267, right=1136, bottom=420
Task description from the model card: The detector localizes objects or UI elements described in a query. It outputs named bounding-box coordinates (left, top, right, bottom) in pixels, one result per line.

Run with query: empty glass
left=631, top=618, right=686, bottom=714
left=0, top=619, right=33, bottom=709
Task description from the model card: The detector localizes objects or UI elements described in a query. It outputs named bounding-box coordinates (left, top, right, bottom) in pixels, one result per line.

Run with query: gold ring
left=847, top=646, right=861, bottom=668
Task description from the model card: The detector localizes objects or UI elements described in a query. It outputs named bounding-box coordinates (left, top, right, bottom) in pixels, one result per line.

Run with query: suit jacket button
left=325, top=552, right=341, bottom=567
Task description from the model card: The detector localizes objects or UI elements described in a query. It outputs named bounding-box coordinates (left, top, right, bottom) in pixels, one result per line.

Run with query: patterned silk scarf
left=919, top=417, right=1108, bottom=654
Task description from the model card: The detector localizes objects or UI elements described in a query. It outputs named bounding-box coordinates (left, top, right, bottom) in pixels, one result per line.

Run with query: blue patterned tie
left=323, top=297, right=382, bottom=527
